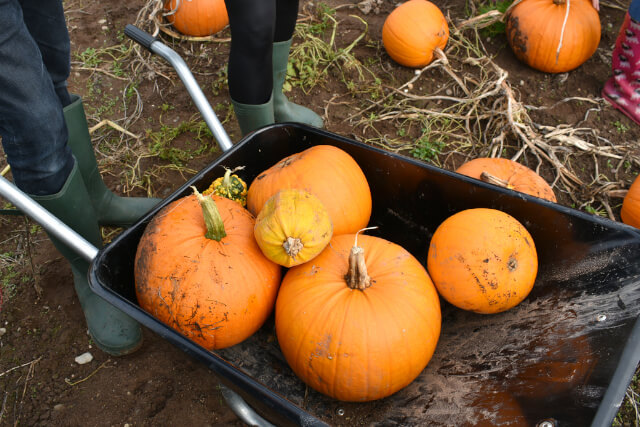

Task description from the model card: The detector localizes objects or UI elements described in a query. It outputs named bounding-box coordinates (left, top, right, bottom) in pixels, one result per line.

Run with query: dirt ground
left=1, top=0, right=639, bottom=426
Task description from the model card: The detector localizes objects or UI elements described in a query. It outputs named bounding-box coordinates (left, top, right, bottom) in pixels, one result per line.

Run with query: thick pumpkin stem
left=346, top=246, right=371, bottom=290
left=283, top=236, right=304, bottom=259
left=480, top=171, right=513, bottom=189
left=191, top=186, right=227, bottom=241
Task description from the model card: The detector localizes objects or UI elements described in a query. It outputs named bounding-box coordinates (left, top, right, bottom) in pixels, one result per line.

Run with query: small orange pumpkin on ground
left=134, top=187, right=281, bottom=350
left=276, top=232, right=441, bottom=402
left=505, top=0, right=600, bottom=73
left=427, top=208, right=538, bottom=314
left=254, top=188, right=333, bottom=267
left=164, top=0, right=229, bottom=37
left=382, top=0, right=449, bottom=68
left=247, top=145, right=372, bottom=236
left=455, top=157, right=557, bottom=202
left=621, top=174, right=640, bottom=228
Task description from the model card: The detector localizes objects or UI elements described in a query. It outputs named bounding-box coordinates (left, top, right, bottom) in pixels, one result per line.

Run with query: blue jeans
left=0, top=0, right=74, bottom=196
left=632, top=0, right=640, bottom=22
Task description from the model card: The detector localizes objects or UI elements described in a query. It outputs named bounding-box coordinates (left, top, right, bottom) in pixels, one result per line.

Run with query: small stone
left=101, top=26, right=109, bottom=31
left=0, top=327, right=6, bottom=337
left=74, top=352, right=93, bottom=365
left=53, top=404, right=64, bottom=411
left=98, top=18, right=107, bottom=24
left=445, top=89, right=453, bottom=96
left=520, top=80, right=525, bottom=86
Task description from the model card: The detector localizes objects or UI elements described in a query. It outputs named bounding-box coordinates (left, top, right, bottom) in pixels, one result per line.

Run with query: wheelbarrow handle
left=124, top=24, right=233, bottom=153
left=0, top=175, right=98, bottom=262
left=124, top=24, right=279, bottom=427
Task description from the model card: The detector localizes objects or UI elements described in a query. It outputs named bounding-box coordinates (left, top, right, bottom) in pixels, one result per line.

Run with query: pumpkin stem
left=221, top=165, right=245, bottom=189
left=480, top=171, right=513, bottom=189
left=283, top=237, right=304, bottom=259
left=345, top=226, right=378, bottom=291
left=191, top=186, right=227, bottom=241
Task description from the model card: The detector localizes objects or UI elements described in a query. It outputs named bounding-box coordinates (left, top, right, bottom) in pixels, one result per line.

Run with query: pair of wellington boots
left=31, top=95, right=160, bottom=356
left=232, top=39, right=324, bottom=136
left=602, top=13, right=640, bottom=126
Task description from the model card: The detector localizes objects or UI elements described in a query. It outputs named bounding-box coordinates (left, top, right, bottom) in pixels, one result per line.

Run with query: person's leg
left=19, top=0, right=72, bottom=107
left=602, top=9, right=640, bottom=126
left=224, top=0, right=276, bottom=135
left=18, top=0, right=160, bottom=226
left=272, top=0, right=323, bottom=127
left=629, top=0, right=640, bottom=22
left=0, top=0, right=73, bottom=195
left=0, top=0, right=142, bottom=355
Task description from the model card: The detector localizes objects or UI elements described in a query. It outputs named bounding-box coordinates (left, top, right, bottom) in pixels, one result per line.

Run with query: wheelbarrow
left=2, top=25, right=640, bottom=426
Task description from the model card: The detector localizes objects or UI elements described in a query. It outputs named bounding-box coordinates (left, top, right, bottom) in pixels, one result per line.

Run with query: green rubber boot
left=231, top=96, right=275, bottom=136
left=64, top=95, right=160, bottom=228
left=272, top=39, right=324, bottom=128
left=32, top=164, right=143, bottom=356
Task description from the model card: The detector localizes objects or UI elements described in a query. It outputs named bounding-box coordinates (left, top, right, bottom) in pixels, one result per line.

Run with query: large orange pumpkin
left=134, top=187, right=281, bottom=350
left=276, top=233, right=442, bottom=402
left=621, top=174, right=640, bottom=228
left=456, top=157, right=557, bottom=202
left=247, top=145, right=372, bottom=236
left=505, top=0, right=600, bottom=73
left=427, top=208, right=538, bottom=314
left=164, top=0, right=229, bottom=37
left=382, top=0, right=449, bottom=68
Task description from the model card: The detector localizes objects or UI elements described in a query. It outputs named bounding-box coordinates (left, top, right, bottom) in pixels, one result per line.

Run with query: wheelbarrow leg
left=220, top=384, right=275, bottom=427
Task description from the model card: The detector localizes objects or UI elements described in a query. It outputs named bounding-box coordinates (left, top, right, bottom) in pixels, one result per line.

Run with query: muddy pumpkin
left=134, top=187, right=281, bottom=350
left=247, top=145, right=372, bottom=236
left=164, top=0, right=229, bottom=37
left=276, top=233, right=441, bottom=401
left=427, top=208, right=538, bottom=314
left=505, top=0, right=600, bottom=73
left=621, top=174, right=640, bottom=228
left=456, top=157, right=556, bottom=202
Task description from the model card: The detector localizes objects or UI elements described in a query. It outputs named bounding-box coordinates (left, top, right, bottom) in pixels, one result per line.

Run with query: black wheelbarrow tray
left=87, top=118, right=640, bottom=426
left=1, top=26, right=638, bottom=427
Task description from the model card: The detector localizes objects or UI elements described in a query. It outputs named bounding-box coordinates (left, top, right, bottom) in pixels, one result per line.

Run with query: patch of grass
left=614, top=120, right=630, bottom=134
left=146, top=116, right=216, bottom=166
left=289, top=4, right=377, bottom=94
left=584, top=204, right=607, bottom=217
left=0, top=251, right=27, bottom=302
left=477, top=0, right=514, bottom=37
left=613, top=366, right=640, bottom=426
left=411, top=133, right=447, bottom=162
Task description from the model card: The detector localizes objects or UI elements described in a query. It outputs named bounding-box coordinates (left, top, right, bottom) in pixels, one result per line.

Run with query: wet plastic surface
left=90, top=124, right=640, bottom=426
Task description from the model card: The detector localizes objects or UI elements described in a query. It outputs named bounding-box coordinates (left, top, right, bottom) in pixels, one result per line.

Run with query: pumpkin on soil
left=276, top=232, right=442, bottom=402
left=134, top=187, right=281, bottom=350
left=456, top=157, right=557, bottom=202
left=254, top=188, right=333, bottom=267
left=247, top=145, right=372, bottom=236
left=621, top=174, right=640, bottom=228
left=164, top=0, right=229, bottom=37
left=427, top=208, right=538, bottom=314
left=382, top=0, right=449, bottom=68
left=505, top=0, right=600, bottom=73
left=203, top=166, right=248, bottom=207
